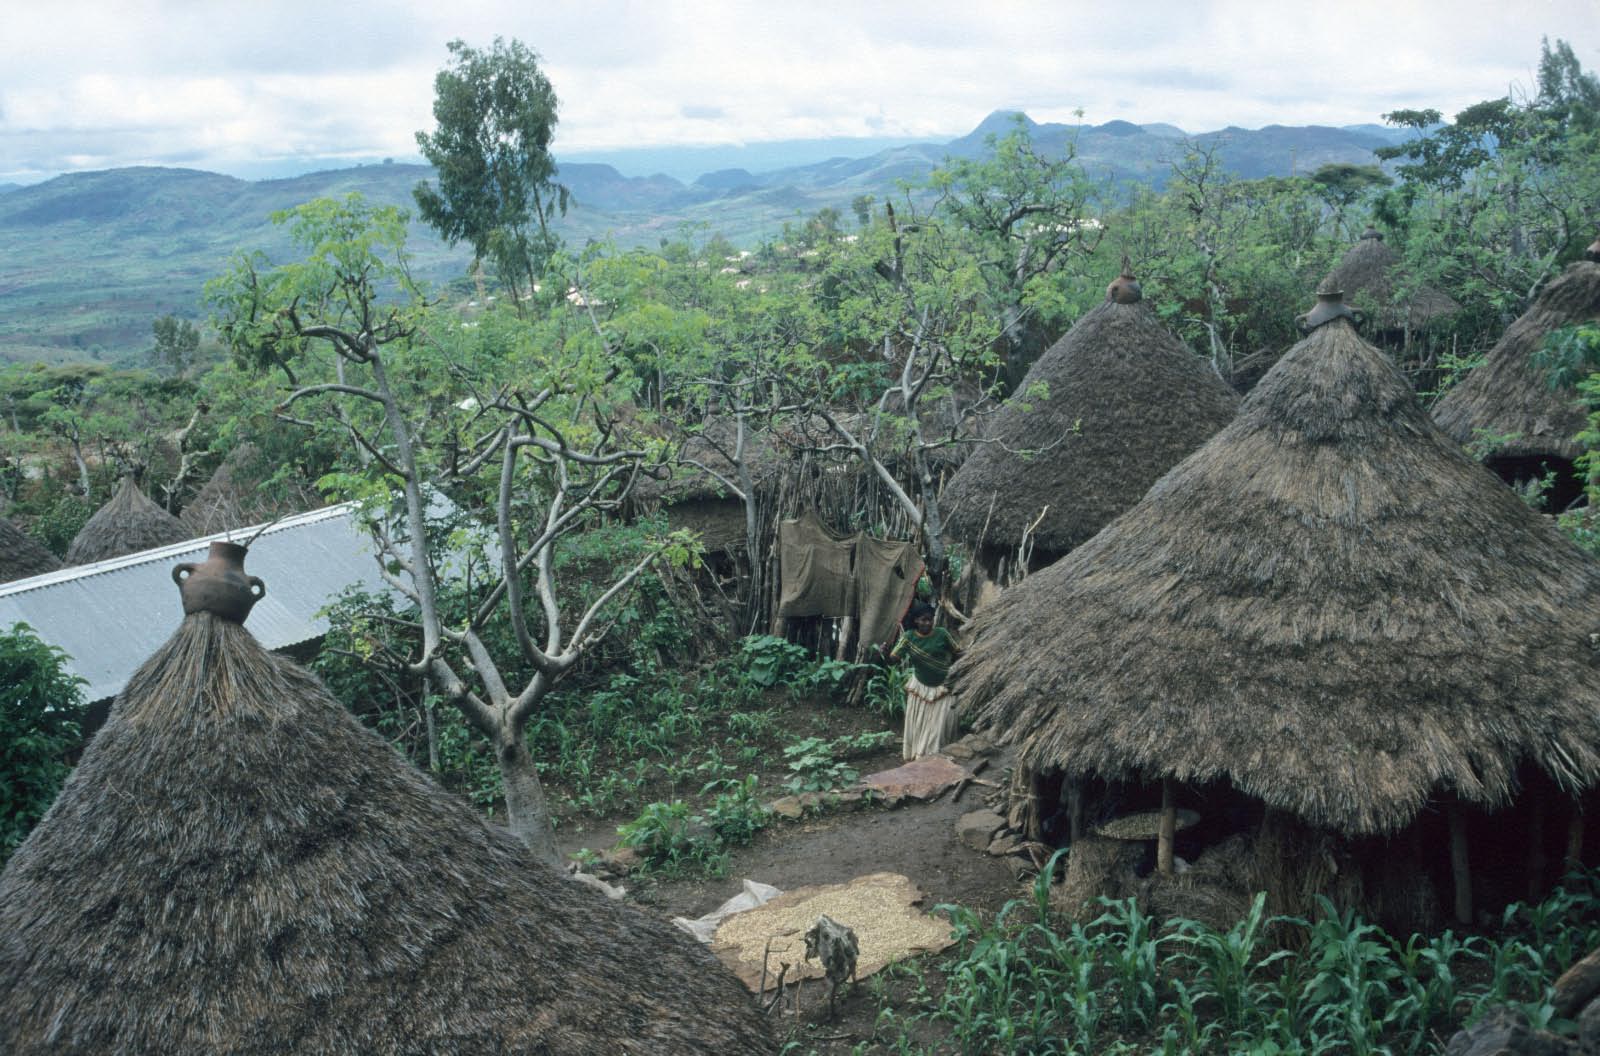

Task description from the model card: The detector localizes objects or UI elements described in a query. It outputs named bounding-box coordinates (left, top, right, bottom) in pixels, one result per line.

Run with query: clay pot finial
left=1106, top=256, right=1142, bottom=304
left=1296, top=285, right=1367, bottom=334
left=172, top=541, right=266, bottom=624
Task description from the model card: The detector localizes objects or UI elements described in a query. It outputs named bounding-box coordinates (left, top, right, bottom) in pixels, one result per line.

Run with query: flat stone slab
left=860, top=754, right=970, bottom=801
left=956, top=809, right=1007, bottom=852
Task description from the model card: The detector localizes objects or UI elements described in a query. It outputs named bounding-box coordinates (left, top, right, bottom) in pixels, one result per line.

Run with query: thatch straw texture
left=0, top=612, right=774, bottom=1055
left=0, top=517, right=60, bottom=583
left=179, top=443, right=311, bottom=536
left=64, top=476, right=189, bottom=565
left=1433, top=260, right=1600, bottom=462
left=953, top=317, right=1600, bottom=836
left=634, top=418, right=781, bottom=507
left=1322, top=230, right=1458, bottom=331
left=940, top=299, right=1239, bottom=557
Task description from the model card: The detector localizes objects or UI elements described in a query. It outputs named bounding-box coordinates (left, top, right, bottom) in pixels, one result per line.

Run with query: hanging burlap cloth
left=777, top=511, right=856, bottom=619
left=852, top=535, right=922, bottom=661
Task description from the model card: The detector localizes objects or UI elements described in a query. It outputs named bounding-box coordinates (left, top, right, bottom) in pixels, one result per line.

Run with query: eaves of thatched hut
left=0, top=517, right=60, bottom=584
left=1322, top=227, right=1458, bottom=338
left=633, top=417, right=781, bottom=557
left=0, top=545, right=775, bottom=1055
left=1432, top=251, right=1600, bottom=511
left=64, top=475, right=189, bottom=565
left=940, top=268, right=1240, bottom=584
left=952, top=291, right=1600, bottom=929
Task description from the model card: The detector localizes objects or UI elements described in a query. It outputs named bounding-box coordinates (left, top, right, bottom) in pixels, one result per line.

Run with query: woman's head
left=904, top=601, right=935, bottom=633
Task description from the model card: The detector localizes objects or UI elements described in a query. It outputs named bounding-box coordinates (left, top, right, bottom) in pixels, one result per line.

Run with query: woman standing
left=891, top=603, right=961, bottom=759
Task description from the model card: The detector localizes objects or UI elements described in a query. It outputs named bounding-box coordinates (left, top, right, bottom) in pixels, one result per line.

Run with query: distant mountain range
left=0, top=111, right=1417, bottom=366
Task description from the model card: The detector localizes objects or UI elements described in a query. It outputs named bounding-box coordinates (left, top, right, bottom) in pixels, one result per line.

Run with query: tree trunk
left=496, top=731, right=560, bottom=866
left=70, top=439, right=90, bottom=497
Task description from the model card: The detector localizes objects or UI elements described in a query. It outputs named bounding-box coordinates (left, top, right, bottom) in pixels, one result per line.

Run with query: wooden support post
left=1067, top=780, right=1084, bottom=845
left=1447, top=802, right=1472, bottom=926
left=1157, top=779, right=1176, bottom=876
left=1528, top=794, right=1547, bottom=901
left=834, top=615, right=855, bottom=662
left=1568, top=801, right=1586, bottom=872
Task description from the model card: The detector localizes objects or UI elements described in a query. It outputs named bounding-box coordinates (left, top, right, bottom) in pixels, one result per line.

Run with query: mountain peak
left=972, top=109, right=1036, bottom=136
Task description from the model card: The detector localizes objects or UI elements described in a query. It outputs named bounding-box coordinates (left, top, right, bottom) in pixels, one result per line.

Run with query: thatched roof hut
left=0, top=517, right=60, bottom=584
left=940, top=269, right=1240, bottom=566
left=179, top=442, right=278, bottom=535
left=952, top=304, right=1600, bottom=839
left=1322, top=227, right=1458, bottom=332
left=0, top=545, right=774, bottom=1055
left=64, top=475, right=189, bottom=565
left=1433, top=257, right=1600, bottom=468
left=633, top=418, right=781, bottom=554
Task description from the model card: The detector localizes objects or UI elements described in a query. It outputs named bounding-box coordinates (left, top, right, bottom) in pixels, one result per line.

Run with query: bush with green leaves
left=781, top=730, right=894, bottom=794
left=616, top=799, right=726, bottom=876
left=0, top=623, right=86, bottom=864
left=738, top=634, right=816, bottom=689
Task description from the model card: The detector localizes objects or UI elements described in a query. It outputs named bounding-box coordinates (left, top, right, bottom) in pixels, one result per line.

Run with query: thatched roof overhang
left=940, top=297, right=1240, bottom=557
left=1322, top=229, right=1458, bottom=330
left=951, top=316, right=1600, bottom=836
left=64, top=476, right=188, bottom=565
left=0, top=518, right=60, bottom=584
left=632, top=417, right=783, bottom=507
left=0, top=607, right=774, bottom=1052
left=1433, top=260, right=1600, bottom=462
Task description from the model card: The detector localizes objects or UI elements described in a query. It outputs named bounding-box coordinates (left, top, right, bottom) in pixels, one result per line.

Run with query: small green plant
left=864, top=662, right=909, bottom=719
left=616, top=799, right=725, bottom=876
left=782, top=735, right=859, bottom=793
left=701, top=774, right=771, bottom=845
left=738, top=634, right=813, bottom=689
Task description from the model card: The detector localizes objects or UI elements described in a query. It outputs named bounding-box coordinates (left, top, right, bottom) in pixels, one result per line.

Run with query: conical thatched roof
left=179, top=442, right=263, bottom=535
left=952, top=314, right=1600, bottom=836
left=1433, top=259, right=1600, bottom=462
left=1321, top=227, right=1458, bottom=330
left=0, top=601, right=774, bottom=1052
left=0, top=517, right=60, bottom=583
left=64, top=475, right=189, bottom=565
left=941, top=282, right=1240, bottom=557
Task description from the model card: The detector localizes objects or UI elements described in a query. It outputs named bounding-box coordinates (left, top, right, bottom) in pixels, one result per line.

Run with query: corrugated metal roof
left=0, top=503, right=392, bottom=703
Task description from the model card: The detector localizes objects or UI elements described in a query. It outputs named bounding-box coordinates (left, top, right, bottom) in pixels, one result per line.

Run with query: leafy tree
left=151, top=315, right=200, bottom=376
left=208, top=195, right=684, bottom=863
left=1534, top=36, right=1600, bottom=133
left=1309, top=163, right=1391, bottom=234
left=1374, top=38, right=1600, bottom=337
left=927, top=117, right=1101, bottom=384
left=414, top=37, right=569, bottom=309
left=0, top=623, right=85, bottom=866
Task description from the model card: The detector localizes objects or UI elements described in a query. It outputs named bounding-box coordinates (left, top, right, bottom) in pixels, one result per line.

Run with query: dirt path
left=633, top=775, right=1021, bottom=921
left=615, top=746, right=1024, bottom=1054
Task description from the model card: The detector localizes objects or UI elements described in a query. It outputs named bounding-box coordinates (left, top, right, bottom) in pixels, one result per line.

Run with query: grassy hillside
left=0, top=116, right=1407, bottom=366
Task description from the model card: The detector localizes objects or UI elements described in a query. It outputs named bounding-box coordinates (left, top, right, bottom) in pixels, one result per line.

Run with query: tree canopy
left=414, top=37, right=569, bottom=307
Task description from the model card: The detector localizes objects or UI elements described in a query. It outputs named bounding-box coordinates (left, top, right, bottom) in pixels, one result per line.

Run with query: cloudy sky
left=2, top=0, right=1596, bottom=185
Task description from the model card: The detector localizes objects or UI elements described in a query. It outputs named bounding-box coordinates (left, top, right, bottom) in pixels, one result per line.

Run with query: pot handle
left=172, top=563, right=195, bottom=586
left=248, top=576, right=266, bottom=599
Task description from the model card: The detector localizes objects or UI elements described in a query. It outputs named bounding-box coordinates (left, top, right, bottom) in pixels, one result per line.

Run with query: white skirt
left=903, top=674, right=958, bottom=760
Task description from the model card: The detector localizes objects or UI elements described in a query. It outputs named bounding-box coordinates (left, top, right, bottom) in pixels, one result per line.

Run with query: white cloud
left=0, top=0, right=1595, bottom=182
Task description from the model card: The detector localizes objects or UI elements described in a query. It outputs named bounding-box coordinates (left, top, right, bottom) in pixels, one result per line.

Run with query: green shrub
left=0, top=623, right=86, bottom=864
